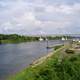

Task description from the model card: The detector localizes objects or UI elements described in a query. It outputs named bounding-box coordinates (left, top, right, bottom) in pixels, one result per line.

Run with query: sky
left=0, top=0, right=80, bottom=35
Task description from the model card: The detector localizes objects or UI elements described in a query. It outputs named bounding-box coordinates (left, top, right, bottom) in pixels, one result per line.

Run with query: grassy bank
left=9, top=44, right=80, bottom=80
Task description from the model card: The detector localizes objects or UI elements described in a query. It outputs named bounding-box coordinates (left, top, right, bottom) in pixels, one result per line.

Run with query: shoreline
left=7, top=45, right=65, bottom=80
left=31, top=45, right=65, bottom=67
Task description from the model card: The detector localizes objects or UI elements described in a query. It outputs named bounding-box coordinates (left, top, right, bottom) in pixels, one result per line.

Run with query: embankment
left=9, top=44, right=80, bottom=80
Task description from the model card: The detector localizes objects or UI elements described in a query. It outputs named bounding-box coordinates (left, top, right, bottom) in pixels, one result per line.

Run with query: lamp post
left=45, top=37, right=49, bottom=54
left=46, top=37, right=49, bottom=49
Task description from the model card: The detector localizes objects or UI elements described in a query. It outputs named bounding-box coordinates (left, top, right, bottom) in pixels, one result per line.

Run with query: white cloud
left=0, top=0, right=80, bottom=34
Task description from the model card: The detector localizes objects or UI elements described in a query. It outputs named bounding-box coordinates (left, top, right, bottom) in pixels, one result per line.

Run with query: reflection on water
left=0, top=40, right=65, bottom=80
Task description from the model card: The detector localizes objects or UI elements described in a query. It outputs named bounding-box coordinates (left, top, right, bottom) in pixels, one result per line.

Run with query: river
left=0, top=40, right=66, bottom=80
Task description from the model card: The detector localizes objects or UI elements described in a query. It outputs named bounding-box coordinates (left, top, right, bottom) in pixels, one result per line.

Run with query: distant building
left=62, top=37, right=65, bottom=41
left=72, top=37, right=80, bottom=42
left=39, top=37, right=44, bottom=41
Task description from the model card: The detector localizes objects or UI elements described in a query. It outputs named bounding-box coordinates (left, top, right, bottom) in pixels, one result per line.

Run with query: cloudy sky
left=0, top=0, right=80, bottom=35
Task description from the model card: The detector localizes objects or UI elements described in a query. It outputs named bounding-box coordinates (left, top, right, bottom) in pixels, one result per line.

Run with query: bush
left=65, top=49, right=75, bottom=54
left=69, top=56, right=77, bottom=62
left=54, top=45, right=63, bottom=50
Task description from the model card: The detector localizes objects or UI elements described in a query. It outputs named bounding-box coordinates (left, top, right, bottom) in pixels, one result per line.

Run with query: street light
left=46, top=37, right=49, bottom=49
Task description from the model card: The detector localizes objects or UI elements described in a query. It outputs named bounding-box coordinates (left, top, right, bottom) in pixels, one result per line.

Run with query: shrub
left=65, top=49, right=75, bottom=54
left=54, top=45, right=63, bottom=50
left=69, top=56, right=77, bottom=62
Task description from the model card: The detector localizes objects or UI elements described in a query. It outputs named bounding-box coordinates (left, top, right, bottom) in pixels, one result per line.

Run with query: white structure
left=73, top=38, right=80, bottom=42
left=62, top=37, right=65, bottom=41
left=78, top=40, right=80, bottom=43
left=38, top=30, right=46, bottom=41
left=39, top=37, right=44, bottom=41
left=73, top=39, right=76, bottom=41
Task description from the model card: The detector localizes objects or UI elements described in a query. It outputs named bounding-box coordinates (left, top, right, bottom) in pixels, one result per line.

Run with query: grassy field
left=9, top=44, right=80, bottom=80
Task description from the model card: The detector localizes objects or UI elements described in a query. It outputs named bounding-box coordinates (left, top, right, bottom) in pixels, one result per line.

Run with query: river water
left=0, top=40, right=65, bottom=80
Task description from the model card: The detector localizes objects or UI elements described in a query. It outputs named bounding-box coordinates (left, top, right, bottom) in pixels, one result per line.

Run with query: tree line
left=0, top=34, right=72, bottom=44
left=0, top=34, right=39, bottom=44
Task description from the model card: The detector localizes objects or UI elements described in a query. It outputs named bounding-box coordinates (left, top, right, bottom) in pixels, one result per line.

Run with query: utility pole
left=46, top=37, right=49, bottom=49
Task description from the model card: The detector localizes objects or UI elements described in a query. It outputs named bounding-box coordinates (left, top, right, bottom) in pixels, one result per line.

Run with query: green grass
left=9, top=46, right=80, bottom=80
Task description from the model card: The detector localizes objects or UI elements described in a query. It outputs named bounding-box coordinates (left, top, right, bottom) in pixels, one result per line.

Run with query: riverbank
left=8, top=45, right=64, bottom=79
left=0, top=34, right=73, bottom=44
left=8, top=43, right=80, bottom=80
left=0, top=40, right=66, bottom=80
